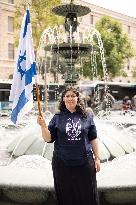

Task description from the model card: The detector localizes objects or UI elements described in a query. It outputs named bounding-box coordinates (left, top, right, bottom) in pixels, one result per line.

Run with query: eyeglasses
left=64, top=95, right=77, bottom=98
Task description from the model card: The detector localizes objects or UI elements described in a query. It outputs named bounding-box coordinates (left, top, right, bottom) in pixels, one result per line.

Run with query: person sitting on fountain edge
left=37, top=86, right=100, bottom=205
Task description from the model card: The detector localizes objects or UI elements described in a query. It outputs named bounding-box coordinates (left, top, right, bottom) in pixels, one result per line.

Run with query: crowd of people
left=81, top=90, right=136, bottom=114
left=122, top=95, right=136, bottom=113
left=81, top=89, right=116, bottom=113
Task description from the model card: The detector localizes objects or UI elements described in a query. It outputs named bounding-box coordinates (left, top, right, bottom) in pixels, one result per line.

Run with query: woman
left=37, top=86, right=100, bottom=205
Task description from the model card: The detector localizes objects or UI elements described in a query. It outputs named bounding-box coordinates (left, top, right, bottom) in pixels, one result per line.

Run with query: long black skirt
left=52, top=154, right=100, bottom=205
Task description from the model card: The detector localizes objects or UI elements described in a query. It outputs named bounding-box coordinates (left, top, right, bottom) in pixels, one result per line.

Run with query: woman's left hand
left=95, top=159, right=100, bottom=172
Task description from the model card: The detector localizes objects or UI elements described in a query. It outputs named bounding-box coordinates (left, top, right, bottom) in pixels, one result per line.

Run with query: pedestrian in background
left=132, top=95, right=136, bottom=111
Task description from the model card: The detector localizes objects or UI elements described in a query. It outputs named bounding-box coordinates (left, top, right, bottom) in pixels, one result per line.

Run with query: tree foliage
left=82, top=16, right=135, bottom=80
left=14, top=0, right=62, bottom=48
left=132, top=66, right=136, bottom=79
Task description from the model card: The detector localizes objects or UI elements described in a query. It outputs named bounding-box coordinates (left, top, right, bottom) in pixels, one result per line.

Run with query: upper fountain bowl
left=52, top=3, right=91, bottom=17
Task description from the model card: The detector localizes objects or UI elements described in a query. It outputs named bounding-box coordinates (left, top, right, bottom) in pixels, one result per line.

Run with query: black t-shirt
left=48, top=109, right=97, bottom=166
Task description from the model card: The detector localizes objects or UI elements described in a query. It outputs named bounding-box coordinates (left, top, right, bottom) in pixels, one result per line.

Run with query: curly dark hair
left=58, top=86, right=87, bottom=118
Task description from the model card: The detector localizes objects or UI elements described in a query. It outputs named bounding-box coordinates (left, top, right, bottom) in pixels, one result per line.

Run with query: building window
left=8, top=43, right=14, bottom=59
left=127, top=65, right=130, bottom=70
left=8, top=0, right=14, bottom=4
left=9, top=74, right=13, bottom=79
left=127, top=58, right=130, bottom=70
left=8, top=16, right=14, bottom=32
left=128, top=25, right=130, bottom=34
left=79, top=32, right=83, bottom=43
left=79, top=17, right=82, bottom=23
left=90, top=15, right=93, bottom=25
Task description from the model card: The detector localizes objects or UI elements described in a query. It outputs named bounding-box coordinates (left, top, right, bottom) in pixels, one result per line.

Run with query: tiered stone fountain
left=45, top=0, right=91, bottom=84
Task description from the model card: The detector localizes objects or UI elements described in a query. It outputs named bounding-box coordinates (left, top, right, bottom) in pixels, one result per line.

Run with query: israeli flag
left=9, top=6, right=37, bottom=124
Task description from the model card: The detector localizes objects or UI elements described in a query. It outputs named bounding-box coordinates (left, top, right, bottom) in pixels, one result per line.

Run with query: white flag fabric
left=9, top=7, right=37, bottom=124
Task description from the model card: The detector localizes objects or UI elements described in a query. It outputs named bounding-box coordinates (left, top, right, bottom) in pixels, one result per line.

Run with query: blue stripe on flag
left=25, top=62, right=37, bottom=86
left=23, top=9, right=30, bottom=38
left=11, top=90, right=29, bottom=124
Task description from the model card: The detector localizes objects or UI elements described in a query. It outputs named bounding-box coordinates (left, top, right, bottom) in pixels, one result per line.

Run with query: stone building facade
left=0, top=0, right=16, bottom=80
left=0, top=0, right=136, bottom=82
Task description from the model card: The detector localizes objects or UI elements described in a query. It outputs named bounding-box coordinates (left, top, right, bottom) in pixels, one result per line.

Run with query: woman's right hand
left=37, top=115, right=51, bottom=142
left=37, top=115, right=46, bottom=127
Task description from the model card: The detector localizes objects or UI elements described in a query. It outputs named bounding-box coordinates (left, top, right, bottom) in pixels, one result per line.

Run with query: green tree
left=82, top=16, right=135, bottom=80
left=132, top=66, right=136, bottom=80
left=14, top=0, right=62, bottom=48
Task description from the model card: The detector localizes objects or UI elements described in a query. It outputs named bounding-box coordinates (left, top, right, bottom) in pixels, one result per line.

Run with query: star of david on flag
left=9, top=6, right=37, bottom=124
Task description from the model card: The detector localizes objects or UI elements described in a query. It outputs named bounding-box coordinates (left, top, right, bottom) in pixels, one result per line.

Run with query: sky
left=83, top=0, right=136, bottom=18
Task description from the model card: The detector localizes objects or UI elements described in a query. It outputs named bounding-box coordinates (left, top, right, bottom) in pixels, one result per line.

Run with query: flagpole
left=26, top=3, right=42, bottom=117
left=35, top=81, right=42, bottom=117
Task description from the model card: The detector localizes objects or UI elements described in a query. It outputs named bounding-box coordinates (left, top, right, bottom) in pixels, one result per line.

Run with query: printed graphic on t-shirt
left=66, top=118, right=81, bottom=141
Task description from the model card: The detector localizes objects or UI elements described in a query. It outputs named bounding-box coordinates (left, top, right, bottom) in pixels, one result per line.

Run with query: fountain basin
left=97, top=152, right=136, bottom=204
left=0, top=155, right=54, bottom=204
left=0, top=153, right=136, bottom=204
